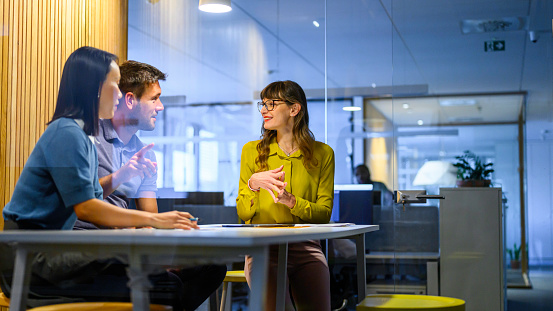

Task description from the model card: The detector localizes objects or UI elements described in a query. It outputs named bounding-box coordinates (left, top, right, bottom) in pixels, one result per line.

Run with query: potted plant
left=507, top=243, right=521, bottom=269
left=452, top=150, right=494, bottom=187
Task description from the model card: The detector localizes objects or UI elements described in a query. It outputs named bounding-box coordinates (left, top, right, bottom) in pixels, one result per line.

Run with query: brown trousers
left=245, top=240, right=331, bottom=311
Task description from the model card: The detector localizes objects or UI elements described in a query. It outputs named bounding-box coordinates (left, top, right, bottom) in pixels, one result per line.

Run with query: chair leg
left=219, top=282, right=229, bottom=311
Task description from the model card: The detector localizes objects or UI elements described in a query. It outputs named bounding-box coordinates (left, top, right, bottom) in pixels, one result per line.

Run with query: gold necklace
left=278, top=142, right=297, bottom=156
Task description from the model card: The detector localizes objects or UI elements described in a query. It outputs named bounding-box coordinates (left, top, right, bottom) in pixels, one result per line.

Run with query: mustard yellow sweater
left=236, top=139, right=335, bottom=224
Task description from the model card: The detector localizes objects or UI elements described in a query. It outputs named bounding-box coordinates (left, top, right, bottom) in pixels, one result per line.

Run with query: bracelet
left=247, top=178, right=260, bottom=192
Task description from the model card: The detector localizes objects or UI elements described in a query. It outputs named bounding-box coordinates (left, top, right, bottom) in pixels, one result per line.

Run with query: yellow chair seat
left=357, top=294, right=465, bottom=311
left=223, top=270, right=247, bottom=283
left=27, top=302, right=171, bottom=311
left=0, top=292, right=10, bottom=311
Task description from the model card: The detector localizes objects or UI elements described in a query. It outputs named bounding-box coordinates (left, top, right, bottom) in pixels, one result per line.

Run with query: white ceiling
left=128, top=0, right=553, bottom=125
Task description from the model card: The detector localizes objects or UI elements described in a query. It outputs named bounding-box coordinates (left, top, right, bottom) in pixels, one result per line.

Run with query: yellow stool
left=220, top=270, right=247, bottom=311
left=0, top=292, right=9, bottom=311
left=357, top=294, right=465, bottom=311
left=27, top=302, right=172, bottom=311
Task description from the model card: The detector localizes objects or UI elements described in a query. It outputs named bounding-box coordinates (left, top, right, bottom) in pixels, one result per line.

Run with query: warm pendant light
left=199, top=0, right=232, bottom=13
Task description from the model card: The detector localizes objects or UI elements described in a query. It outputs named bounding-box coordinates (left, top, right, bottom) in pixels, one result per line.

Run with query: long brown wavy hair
left=255, top=80, right=317, bottom=172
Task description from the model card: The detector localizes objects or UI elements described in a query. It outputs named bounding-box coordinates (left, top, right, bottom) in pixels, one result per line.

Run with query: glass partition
left=129, top=0, right=546, bottom=309
left=389, top=1, right=531, bottom=310
left=129, top=0, right=327, bottom=208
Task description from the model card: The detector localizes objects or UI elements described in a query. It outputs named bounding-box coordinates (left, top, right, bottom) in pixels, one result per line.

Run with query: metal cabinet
left=439, top=187, right=505, bottom=311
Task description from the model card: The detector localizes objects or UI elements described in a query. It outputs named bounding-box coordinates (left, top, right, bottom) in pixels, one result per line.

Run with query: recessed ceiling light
left=313, top=21, right=320, bottom=28
left=402, top=103, right=410, bottom=109
left=199, top=0, right=232, bottom=13
left=343, top=106, right=361, bottom=112
left=417, top=120, right=424, bottom=125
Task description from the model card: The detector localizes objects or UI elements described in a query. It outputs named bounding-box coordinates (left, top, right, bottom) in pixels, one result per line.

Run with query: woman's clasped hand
left=248, top=165, right=295, bottom=207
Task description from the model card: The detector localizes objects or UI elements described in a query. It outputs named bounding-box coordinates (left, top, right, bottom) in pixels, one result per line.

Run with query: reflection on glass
left=128, top=0, right=551, bottom=309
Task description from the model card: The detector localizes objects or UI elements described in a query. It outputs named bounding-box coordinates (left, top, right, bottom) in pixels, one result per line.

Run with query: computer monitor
left=331, top=184, right=374, bottom=225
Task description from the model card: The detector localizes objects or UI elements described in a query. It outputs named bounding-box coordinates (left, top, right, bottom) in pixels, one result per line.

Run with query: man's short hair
left=119, top=60, right=166, bottom=100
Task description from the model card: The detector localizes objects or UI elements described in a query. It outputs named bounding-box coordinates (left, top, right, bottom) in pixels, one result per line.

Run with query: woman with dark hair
left=3, top=46, right=194, bottom=230
left=236, top=80, right=335, bottom=310
left=1, top=46, right=197, bottom=310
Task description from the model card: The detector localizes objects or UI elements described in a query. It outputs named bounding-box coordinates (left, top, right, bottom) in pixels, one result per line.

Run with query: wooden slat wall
left=0, top=0, right=128, bottom=230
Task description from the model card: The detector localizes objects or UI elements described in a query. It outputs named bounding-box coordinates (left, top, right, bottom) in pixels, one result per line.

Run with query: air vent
left=448, top=117, right=484, bottom=123
left=460, top=17, right=528, bottom=34
left=439, top=99, right=476, bottom=107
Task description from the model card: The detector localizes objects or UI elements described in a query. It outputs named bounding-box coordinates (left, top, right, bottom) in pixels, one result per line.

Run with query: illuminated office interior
left=1, top=0, right=552, bottom=310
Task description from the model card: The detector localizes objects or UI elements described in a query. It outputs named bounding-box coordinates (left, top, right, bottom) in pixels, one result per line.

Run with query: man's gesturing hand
left=116, top=143, right=157, bottom=182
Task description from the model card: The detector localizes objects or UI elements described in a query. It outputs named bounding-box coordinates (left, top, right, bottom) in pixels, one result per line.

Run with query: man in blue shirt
left=74, top=60, right=226, bottom=310
left=95, top=60, right=163, bottom=213
left=74, top=60, right=165, bottom=229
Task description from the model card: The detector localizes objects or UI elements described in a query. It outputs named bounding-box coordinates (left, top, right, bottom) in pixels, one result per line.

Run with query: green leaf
left=452, top=150, right=494, bottom=182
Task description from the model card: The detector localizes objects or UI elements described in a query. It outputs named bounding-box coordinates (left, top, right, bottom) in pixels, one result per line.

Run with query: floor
left=197, top=267, right=553, bottom=311
left=507, top=268, right=553, bottom=311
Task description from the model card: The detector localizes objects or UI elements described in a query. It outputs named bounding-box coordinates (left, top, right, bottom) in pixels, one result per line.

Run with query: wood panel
left=0, top=0, right=128, bottom=230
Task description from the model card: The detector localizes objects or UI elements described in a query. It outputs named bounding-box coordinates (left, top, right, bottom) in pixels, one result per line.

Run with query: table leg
left=247, top=246, right=269, bottom=311
left=9, top=247, right=33, bottom=311
left=127, top=253, right=152, bottom=311
left=275, top=243, right=288, bottom=311
left=354, top=233, right=366, bottom=303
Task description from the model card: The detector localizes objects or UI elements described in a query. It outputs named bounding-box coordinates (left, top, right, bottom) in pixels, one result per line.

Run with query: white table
left=0, top=224, right=378, bottom=311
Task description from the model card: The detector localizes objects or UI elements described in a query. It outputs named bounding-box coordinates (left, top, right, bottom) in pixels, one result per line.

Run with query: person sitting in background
left=1, top=46, right=200, bottom=310
left=354, top=164, right=394, bottom=206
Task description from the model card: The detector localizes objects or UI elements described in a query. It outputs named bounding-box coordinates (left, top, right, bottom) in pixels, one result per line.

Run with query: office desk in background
left=0, top=224, right=378, bottom=311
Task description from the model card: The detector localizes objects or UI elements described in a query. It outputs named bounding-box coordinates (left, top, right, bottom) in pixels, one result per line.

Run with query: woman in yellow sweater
left=236, top=80, right=335, bottom=310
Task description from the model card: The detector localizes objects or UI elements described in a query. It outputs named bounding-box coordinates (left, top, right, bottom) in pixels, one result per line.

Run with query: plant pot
left=456, top=179, right=491, bottom=187
left=510, top=260, right=521, bottom=269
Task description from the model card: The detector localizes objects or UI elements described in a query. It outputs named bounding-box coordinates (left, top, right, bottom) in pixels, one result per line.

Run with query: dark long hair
left=49, top=46, right=118, bottom=136
left=256, top=80, right=317, bottom=171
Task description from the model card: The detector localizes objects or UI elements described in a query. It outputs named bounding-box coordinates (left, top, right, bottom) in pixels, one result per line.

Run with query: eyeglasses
left=257, top=99, right=287, bottom=112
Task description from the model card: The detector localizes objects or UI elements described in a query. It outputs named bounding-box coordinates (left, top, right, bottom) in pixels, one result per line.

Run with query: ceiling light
left=199, top=0, right=232, bottom=13
left=313, top=21, right=320, bottom=28
left=402, top=103, right=410, bottom=109
left=343, top=106, right=361, bottom=112
left=417, top=120, right=424, bottom=125
left=439, top=99, right=476, bottom=107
